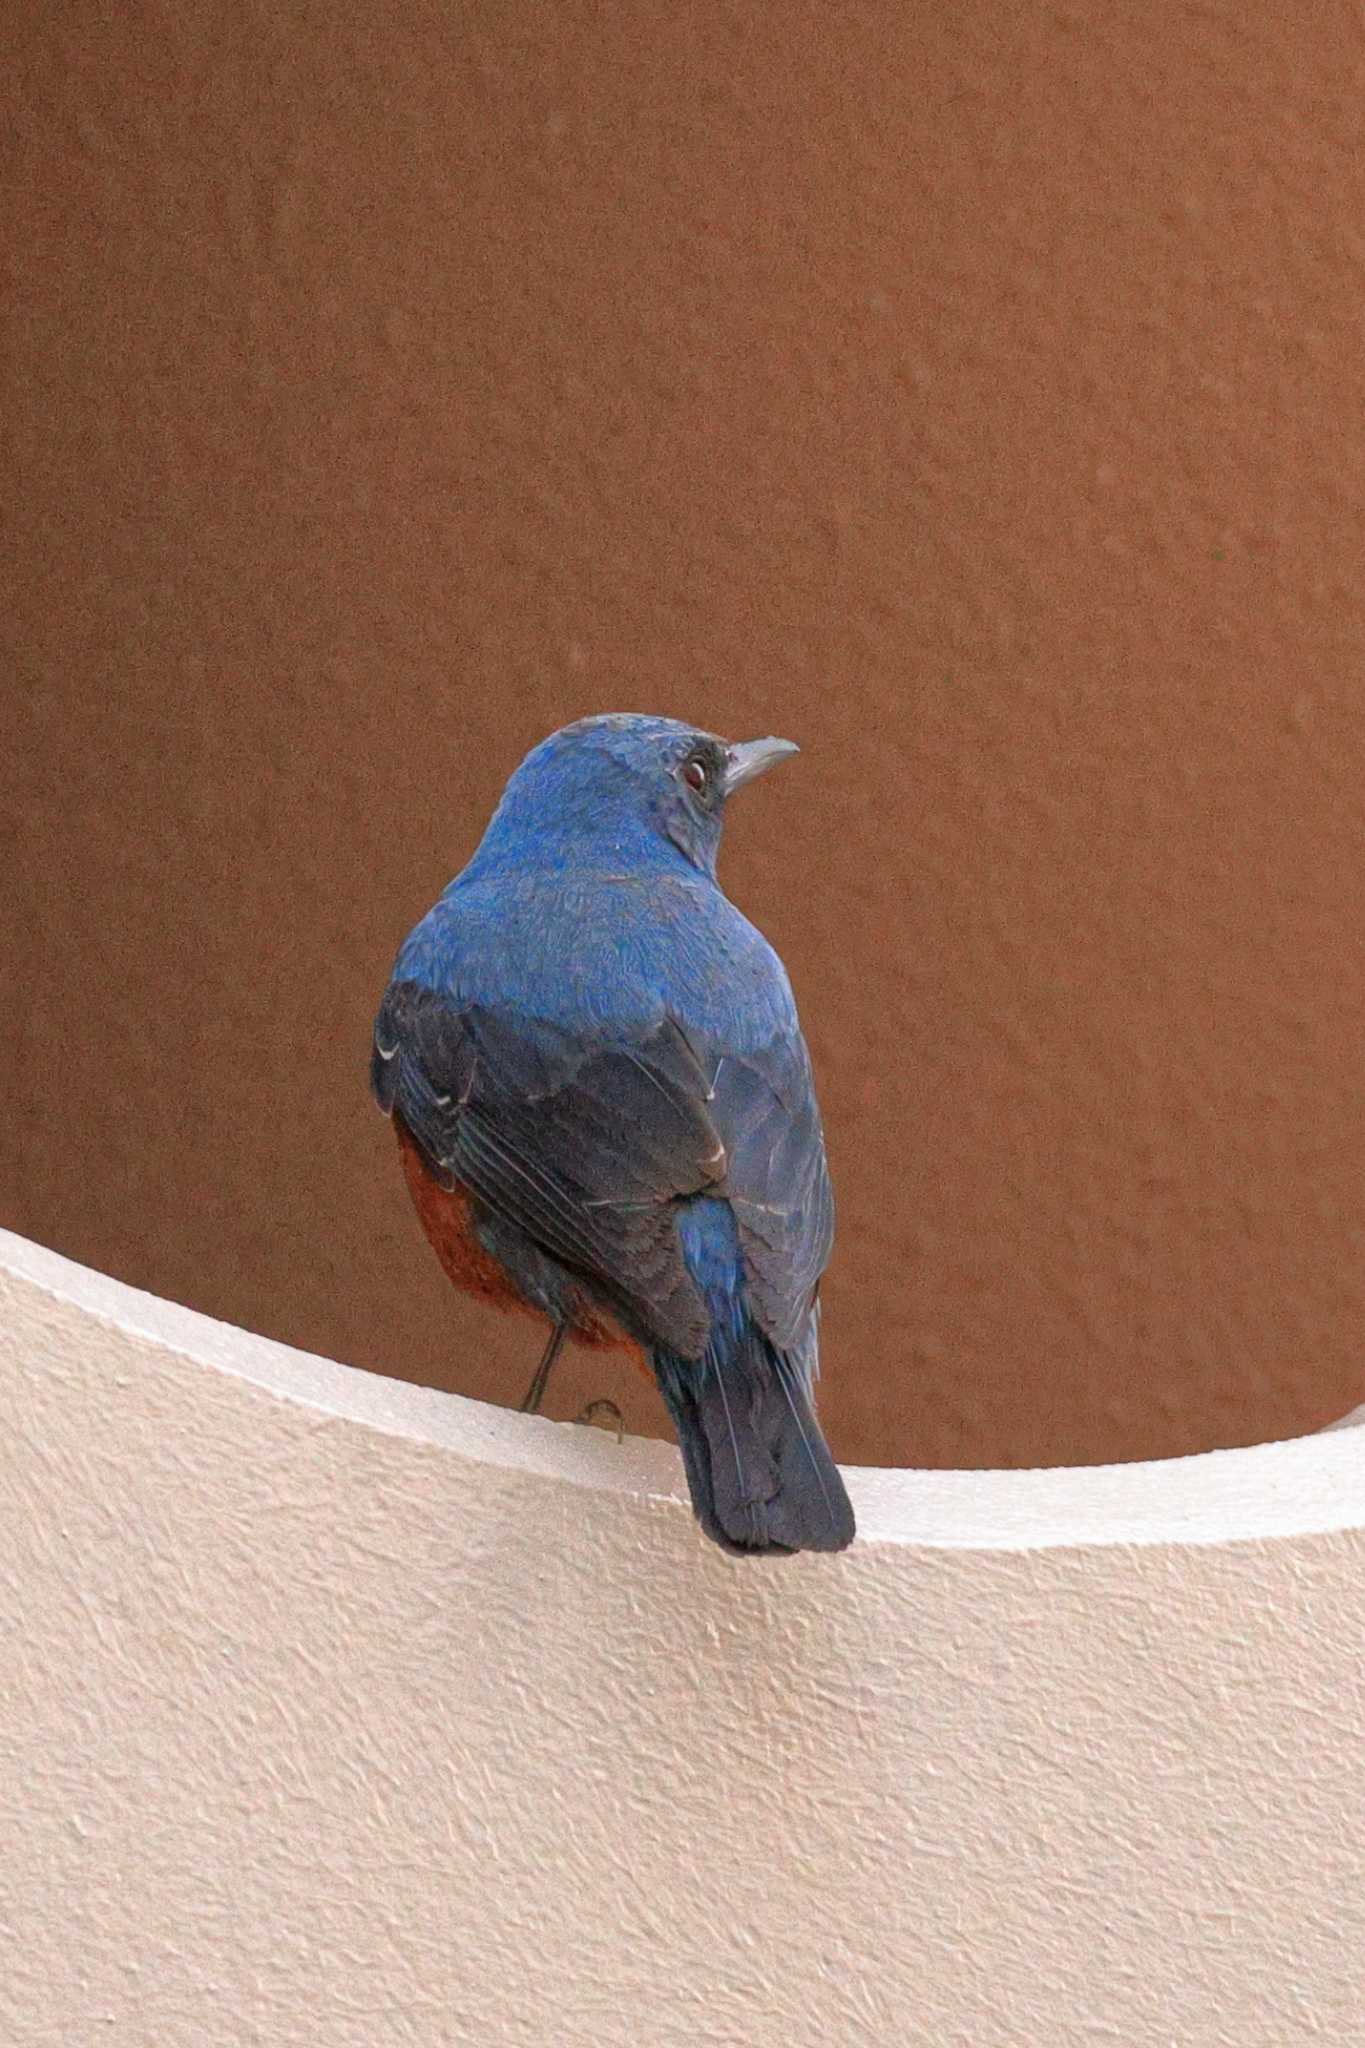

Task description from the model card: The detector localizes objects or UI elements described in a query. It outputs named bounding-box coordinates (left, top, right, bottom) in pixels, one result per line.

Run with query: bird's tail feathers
left=655, top=1333, right=855, bottom=1557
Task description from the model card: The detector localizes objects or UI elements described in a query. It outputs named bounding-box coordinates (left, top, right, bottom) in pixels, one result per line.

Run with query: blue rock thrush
left=371, top=715, right=855, bottom=1556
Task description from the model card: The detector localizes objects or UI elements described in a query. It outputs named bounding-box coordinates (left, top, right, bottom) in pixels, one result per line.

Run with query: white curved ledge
left=2, top=1226, right=1361, bottom=1553
left=5, top=1223, right=1365, bottom=2048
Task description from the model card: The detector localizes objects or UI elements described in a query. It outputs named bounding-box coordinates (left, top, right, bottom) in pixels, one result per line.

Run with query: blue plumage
left=373, top=714, right=854, bottom=1556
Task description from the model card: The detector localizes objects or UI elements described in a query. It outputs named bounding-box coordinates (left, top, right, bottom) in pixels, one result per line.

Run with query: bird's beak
left=724, top=736, right=800, bottom=793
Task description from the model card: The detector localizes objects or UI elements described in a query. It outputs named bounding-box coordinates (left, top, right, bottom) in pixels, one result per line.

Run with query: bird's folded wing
left=372, top=982, right=723, bottom=1354
left=708, top=1035, right=834, bottom=1359
left=373, top=980, right=833, bottom=1364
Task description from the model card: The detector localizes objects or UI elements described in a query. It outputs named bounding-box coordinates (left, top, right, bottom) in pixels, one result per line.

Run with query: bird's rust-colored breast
left=393, top=1114, right=644, bottom=1362
left=395, top=1114, right=529, bottom=1315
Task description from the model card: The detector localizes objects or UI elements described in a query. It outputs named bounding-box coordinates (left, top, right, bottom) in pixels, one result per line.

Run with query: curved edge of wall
left=3, top=1224, right=1362, bottom=1553
left=4, top=1221, right=1365, bottom=2048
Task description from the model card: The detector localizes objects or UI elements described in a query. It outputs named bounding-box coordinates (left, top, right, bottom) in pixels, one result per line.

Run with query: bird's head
left=470, top=714, right=799, bottom=879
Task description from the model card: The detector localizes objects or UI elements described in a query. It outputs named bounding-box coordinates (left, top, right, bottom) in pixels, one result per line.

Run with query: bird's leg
left=517, top=1318, right=569, bottom=1415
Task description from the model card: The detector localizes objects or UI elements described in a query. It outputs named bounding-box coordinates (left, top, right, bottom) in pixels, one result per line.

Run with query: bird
left=370, top=714, right=855, bottom=1557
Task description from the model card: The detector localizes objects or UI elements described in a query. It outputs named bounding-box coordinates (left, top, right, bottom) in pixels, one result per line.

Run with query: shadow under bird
left=371, top=714, right=855, bottom=1556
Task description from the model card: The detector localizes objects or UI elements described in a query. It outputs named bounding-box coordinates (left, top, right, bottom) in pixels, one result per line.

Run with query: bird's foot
left=573, top=1399, right=625, bottom=1444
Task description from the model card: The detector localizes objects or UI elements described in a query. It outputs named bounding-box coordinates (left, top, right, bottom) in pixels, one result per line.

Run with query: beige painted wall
left=8, top=5, right=1365, bottom=1469
left=4, top=1227, right=1365, bottom=2046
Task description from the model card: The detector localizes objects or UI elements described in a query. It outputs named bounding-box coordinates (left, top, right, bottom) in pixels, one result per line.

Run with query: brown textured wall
left=8, top=3, right=1365, bottom=1469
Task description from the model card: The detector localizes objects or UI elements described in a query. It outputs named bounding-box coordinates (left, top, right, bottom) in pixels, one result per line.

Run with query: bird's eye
left=683, top=756, right=710, bottom=794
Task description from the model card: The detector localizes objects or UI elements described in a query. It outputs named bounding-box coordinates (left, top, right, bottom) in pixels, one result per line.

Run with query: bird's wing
left=372, top=980, right=725, bottom=1355
left=704, top=1027, right=834, bottom=1358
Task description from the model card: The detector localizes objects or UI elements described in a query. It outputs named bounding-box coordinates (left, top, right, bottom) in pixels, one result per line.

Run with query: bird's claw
left=573, top=1398, right=625, bottom=1444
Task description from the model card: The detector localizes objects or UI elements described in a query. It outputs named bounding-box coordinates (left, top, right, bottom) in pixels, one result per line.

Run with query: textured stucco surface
left=4, top=1229, right=1365, bottom=2047
left=9, top=4, right=1365, bottom=1468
